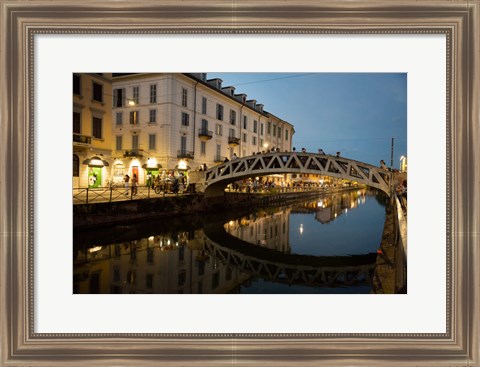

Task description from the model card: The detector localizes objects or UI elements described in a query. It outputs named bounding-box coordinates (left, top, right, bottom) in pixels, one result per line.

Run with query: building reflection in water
left=74, top=188, right=384, bottom=294
left=74, top=229, right=249, bottom=294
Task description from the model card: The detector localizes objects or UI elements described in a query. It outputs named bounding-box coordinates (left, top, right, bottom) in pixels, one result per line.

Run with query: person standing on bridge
left=380, top=159, right=388, bottom=170
left=318, top=148, right=325, bottom=155
left=232, top=153, right=239, bottom=160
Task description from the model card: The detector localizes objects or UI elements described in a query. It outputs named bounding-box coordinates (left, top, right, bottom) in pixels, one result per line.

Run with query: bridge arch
left=201, top=152, right=391, bottom=198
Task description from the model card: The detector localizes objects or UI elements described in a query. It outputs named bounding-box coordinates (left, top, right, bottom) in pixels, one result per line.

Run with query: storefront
left=142, top=160, right=162, bottom=187
left=82, top=156, right=109, bottom=188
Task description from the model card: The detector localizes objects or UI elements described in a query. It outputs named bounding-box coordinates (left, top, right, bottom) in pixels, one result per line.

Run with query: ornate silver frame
left=1, top=1, right=479, bottom=366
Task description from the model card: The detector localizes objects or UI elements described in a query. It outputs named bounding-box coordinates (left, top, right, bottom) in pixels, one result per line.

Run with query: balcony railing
left=228, top=136, right=240, bottom=145
left=73, top=133, right=92, bottom=145
left=214, top=155, right=227, bottom=163
left=198, top=128, right=213, bottom=139
left=124, top=149, right=143, bottom=158
left=177, top=150, right=194, bottom=159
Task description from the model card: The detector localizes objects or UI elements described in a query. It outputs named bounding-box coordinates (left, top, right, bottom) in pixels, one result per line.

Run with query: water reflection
left=73, top=188, right=386, bottom=294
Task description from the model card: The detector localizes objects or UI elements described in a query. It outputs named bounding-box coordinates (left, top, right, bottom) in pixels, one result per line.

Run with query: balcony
left=214, top=155, right=227, bottom=163
left=73, top=133, right=91, bottom=150
left=123, top=149, right=143, bottom=158
left=228, top=136, right=240, bottom=146
left=198, top=128, right=213, bottom=140
left=177, top=150, right=194, bottom=159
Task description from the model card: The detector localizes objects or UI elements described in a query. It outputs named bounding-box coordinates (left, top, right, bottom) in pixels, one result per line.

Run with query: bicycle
left=105, top=179, right=118, bottom=188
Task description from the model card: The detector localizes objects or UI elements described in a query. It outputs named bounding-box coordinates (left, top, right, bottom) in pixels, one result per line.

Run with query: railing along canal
left=393, top=194, right=408, bottom=292
left=73, top=185, right=194, bottom=205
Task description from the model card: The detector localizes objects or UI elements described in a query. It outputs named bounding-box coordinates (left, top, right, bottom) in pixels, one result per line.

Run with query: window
left=267, top=121, right=272, bottom=134
left=73, top=112, right=81, bottom=134
left=92, top=117, right=102, bottom=139
left=113, top=88, right=124, bottom=107
left=200, top=141, right=206, bottom=155
left=182, top=88, right=188, bottom=107
left=113, top=164, right=125, bottom=177
left=130, top=111, right=139, bottom=125
left=230, top=110, right=236, bottom=125
left=229, top=128, right=235, bottom=138
left=253, top=120, right=258, bottom=133
left=147, top=248, right=154, bottom=263
left=215, top=123, right=223, bottom=136
left=149, top=109, right=157, bottom=123
left=285, top=129, right=289, bottom=140
left=216, top=144, right=221, bottom=158
left=216, top=104, right=224, bottom=120
left=180, top=136, right=187, bottom=152
left=116, top=112, right=123, bottom=126
left=260, top=122, right=264, bottom=135
left=181, top=112, right=189, bottom=126
left=92, top=82, right=103, bottom=102
left=149, top=134, right=156, bottom=150
left=252, top=136, right=257, bottom=145
left=278, top=126, right=282, bottom=137
left=273, top=124, right=277, bottom=136
left=73, top=74, right=81, bottom=95
left=212, top=272, right=220, bottom=289
left=132, top=135, right=139, bottom=150
left=201, top=119, right=208, bottom=130
left=146, top=274, right=154, bottom=289
left=243, top=116, right=247, bottom=129
left=133, top=86, right=139, bottom=104
left=113, top=268, right=120, bottom=282
left=242, top=133, right=247, bottom=143
left=73, top=155, right=79, bottom=177
left=202, top=97, right=207, bottom=114
left=260, top=139, right=263, bottom=148
left=150, top=84, right=157, bottom=103
left=116, top=136, right=122, bottom=151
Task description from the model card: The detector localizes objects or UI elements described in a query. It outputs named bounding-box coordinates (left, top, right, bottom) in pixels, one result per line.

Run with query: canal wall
left=73, top=188, right=358, bottom=229
left=372, top=195, right=407, bottom=294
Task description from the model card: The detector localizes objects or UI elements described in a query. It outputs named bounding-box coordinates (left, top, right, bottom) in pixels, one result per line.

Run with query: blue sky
left=208, top=73, right=407, bottom=169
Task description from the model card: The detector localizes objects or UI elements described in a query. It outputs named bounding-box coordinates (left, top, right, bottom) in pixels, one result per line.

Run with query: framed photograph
left=1, top=1, right=479, bottom=366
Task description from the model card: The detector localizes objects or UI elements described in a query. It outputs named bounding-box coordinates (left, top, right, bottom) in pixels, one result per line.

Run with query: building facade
left=73, top=73, right=113, bottom=188
left=109, top=73, right=295, bottom=185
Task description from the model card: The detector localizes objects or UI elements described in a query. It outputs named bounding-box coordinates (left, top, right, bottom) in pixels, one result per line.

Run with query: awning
left=142, top=163, right=162, bottom=169
left=174, top=164, right=191, bottom=171
left=82, top=156, right=109, bottom=167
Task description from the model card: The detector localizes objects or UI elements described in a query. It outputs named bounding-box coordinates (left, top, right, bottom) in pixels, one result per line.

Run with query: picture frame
left=1, top=0, right=479, bottom=365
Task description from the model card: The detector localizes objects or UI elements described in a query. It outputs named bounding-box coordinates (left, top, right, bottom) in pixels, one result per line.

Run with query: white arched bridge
left=192, top=152, right=391, bottom=198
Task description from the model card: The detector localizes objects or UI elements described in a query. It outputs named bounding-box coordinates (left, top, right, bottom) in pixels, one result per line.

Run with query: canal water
left=73, top=188, right=387, bottom=294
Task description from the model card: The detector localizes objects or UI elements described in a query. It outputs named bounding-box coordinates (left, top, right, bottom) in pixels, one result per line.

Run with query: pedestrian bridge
left=193, top=152, right=391, bottom=198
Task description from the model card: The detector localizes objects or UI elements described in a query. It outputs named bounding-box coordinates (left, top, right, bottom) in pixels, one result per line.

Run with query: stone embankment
left=372, top=196, right=407, bottom=294
left=73, top=188, right=356, bottom=229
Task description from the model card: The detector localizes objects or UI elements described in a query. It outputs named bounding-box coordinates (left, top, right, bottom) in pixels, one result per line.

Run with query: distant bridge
left=193, top=152, right=391, bottom=198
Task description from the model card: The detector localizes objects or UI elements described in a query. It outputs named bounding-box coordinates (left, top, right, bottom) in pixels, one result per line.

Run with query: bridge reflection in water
left=73, top=188, right=387, bottom=294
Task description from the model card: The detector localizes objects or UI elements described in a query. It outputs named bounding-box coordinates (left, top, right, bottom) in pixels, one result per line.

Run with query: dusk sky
left=208, top=73, right=407, bottom=169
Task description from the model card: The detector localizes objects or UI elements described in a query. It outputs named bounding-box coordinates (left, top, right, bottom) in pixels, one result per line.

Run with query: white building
left=110, top=73, right=295, bottom=185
